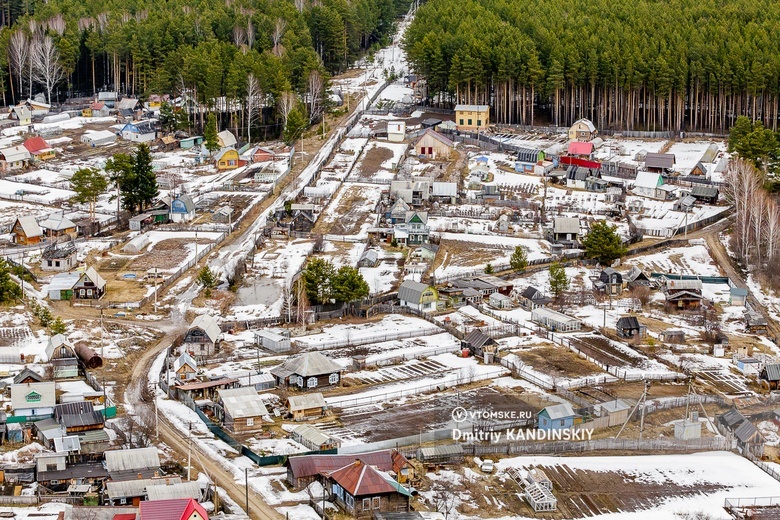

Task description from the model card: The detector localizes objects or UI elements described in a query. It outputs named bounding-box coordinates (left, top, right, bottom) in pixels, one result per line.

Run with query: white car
left=481, top=459, right=495, bottom=474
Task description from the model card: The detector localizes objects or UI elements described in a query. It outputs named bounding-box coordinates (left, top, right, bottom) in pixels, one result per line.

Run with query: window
left=362, top=498, right=371, bottom=510
left=47, top=260, right=52, bottom=267
left=477, top=120, right=482, bottom=127
left=307, top=377, right=318, bottom=388
left=60, top=347, right=68, bottom=357
left=468, top=119, right=473, bottom=126
left=246, top=417, right=254, bottom=426
left=46, top=464, right=57, bottom=472
left=55, top=261, right=60, bottom=267
left=329, top=373, right=339, bottom=385
left=87, top=289, right=93, bottom=297
left=560, top=419, right=565, bottom=426
left=459, top=119, right=464, bottom=125
left=373, top=497, right=380, bottom=509
left=297, top=376, right=304, bottom=388
left=120, top=499, right=127, bottom=505
left=346, top=495, right=354, bottom=507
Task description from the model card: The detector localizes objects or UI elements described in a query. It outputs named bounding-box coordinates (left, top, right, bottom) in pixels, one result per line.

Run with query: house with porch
left=0, top=145, right=31, bottom=172
left=324, top=460, right=411, bottom=518
left=73, top=267, right=106, bottom=299
left=271, top=352, right=343, bottom=390
left=398, top=280, right=438, bottom=313
left=45, top=334, right=79, bottom=379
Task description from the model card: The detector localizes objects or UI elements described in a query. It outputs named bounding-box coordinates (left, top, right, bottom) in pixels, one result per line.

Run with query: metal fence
left=295, top=326, right=441, bottom=351
left=467, top=436, right=730, bottom=456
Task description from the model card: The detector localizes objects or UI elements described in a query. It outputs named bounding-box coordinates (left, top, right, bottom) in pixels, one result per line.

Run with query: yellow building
left=455, top=104, right=490, bottom=131
left=214, top=147, right=240, bottom=170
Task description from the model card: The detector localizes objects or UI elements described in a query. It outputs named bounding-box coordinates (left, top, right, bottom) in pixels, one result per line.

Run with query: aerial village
left=0, top=8, right=780, bottom=520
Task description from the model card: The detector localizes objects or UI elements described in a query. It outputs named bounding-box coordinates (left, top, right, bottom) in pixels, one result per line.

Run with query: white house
left=398, top=280, right=438, bottom=312
left=121, top=121, right=156, bottom=142
left=11, top=382, right=56, bottom=418
left=387, top=121, right=406, bottom=142
left=254, top=329, right=291, bottom=352
left=489, top=292, right=513, bottom=309
left=633, top=171, right=675, bottom=200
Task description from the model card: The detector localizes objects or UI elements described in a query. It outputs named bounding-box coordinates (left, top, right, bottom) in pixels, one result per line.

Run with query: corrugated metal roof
left=218, top=387, right=269, bottom=419
left=270, top=352, right=342, bottom=380
left=292, top=424, right=338, bottom=447
left=105, top=447, right=161, bottom=473
left=53, top=435, right=80, bottom=453
left=287, top=392, right=326, bottom=412
left=139, top=498, right=207, bottom=520
left=541, top=402, right=575, bottom=420
left=327, top=460, right=401, bottom=496
left=419, top=444, right=464, bottom=458
left=454, top=104, right=489, bottom=112
left=553, top=217, right=579, bottom=235
left=397, top=279, right=431, bottom=304
left=146, top=481, right=201, bottom=502
left=287, top=450, right=407, bottom=480
left=463, top=330, right=493, bottom=349
left=645, top=153, right=675, bottom=169
left=189, top=314, right=221, bottom=344
left=763, top=364, right=780, bottom=382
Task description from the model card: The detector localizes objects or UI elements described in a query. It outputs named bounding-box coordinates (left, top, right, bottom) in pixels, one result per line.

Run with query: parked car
left=481, top=459, right=495, bottom=474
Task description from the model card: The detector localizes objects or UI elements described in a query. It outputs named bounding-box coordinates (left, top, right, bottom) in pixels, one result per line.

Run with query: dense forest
left=0, top=0, right=409, bottom=135
left=403, top=0, right=780, bottom=132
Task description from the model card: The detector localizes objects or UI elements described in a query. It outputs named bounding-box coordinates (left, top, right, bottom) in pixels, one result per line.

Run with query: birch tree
left=307, top=69, right=324, bottom=123
left=8, top=31, right=28, bottom=103
left=278, top=91, right=296, bottom=128
left=245, top=73, right=261, bottom=143
left=272, top=19, right=286, bottom=57
left=31, top=35, right=65, bottom=105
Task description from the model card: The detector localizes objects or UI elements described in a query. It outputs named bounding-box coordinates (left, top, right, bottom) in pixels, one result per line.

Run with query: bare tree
left=47, top=14, right=66, bottom=35
left=8, top=31, right=28, bottom=104
left=272, top=18, right=286, bottom=57
left=294, top=0, right=305, bottom=12
left=282, top=284, right=294, bottom=323
left=278, top=91, right=297, bottom=128
left=233, top=25, right=246, bottom=47
left=31, top=35, right=66, bottom=105
left=246, top=19, right=256, bottom=50
left=307, top=69, right=324, bottom=123
left=246, top=73, right=261, bottom=143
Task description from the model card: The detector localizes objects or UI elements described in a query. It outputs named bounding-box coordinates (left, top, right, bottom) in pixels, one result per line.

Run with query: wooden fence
left=466, top=436, right=730, bottom=456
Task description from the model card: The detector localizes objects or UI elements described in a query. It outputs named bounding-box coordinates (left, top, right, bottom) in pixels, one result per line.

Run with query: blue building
left=120, top=120, right=156, bottom=142
left=169, top=195, right=196, bottom=223
left=537, top=402, right=577, bottom=431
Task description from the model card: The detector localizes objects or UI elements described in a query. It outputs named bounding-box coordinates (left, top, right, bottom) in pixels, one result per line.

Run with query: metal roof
left=173, top=352, right=197, bottom=373
left=53, top=435, right=81, bottom=453
left=634, top=171, right=663, bottom=189
left=11, top=381, right=56, bottom=410
left=39, top=212, right=76, bottom=231
left=691, top=185, right=719, bottom=198
left=138, top=498, right=208, bottom=520
left=218, top=387, right=269, bottom=418
left=217, top=130, right=237, bottom=147
left=454, top=104, right=489, bottom=112
left=571, top=118, right=596, bottom=132
left=189, top=314, right=221, bottom=344
left=176, top=378, right=238, bottom=391
left=327, top=461, right=409, bottom=497
left=540, top=402, right=576, bottom=420
left=432, top=182, right=458, bottom=197
left=463, top=330, right=494, bottom=349
left=270, top=351, right=343, bottom=380
left=292, top=423, right=338, bottom=447
left=0, top=145, right=30, bottom=163
left=531, top=307, right=581, bottom=325
left=397, top=279, right=432, bottom=304
left=599, top=399, right=631, bottom=413
left=286, top=450, right=407, bottom=480
left=418, top=444, right=464, bottom=459
left=415, top=129, right=454, bottom=148
left=81, top=267, right=107, bottom=290
left=616, top=316, right=641, bottom=330
left=735, top=420, right=764, bottom=444
left=553, top=217, right=579, bottom=235
left=664, top=279, right=703, bottom=291
left=105, top=447, right=161, bottom=473
left=146, top=481, right=202, bottom=501
left=287, top=392, right=326, bottom=412
left=106, top=477, right=184, bottom=499
left=763, top=364, right=780, bottom=382
left=644, top=153, right=675, bottom=169
left=13, top=216, right=42, bottom=238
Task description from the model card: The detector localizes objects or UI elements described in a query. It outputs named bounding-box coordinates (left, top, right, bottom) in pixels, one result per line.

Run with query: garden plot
left=496, top=451, right=780, bottom=519
left=320, top=138, right=367, bottom=181
left=666, top=140, right=725, bottom=174
left=294, top=315, right=441, bottom=350
left=434, top=235, right=549, bottom=278
left=592, top=138, right=668, bottom=165
left=313, top=182, right=384, bottom=236
left=318, top=240, right=365, bottom=268
left=352, top=141, right=406, bottom=181
left=0, top=179, right=75, bottom=204
left=630, top=244, right=721, bottom=276
left=346, top=358, right=452, bottom=384
left=695, top=369, right=751, bottom=395
left=359, top=249, right=402, bottom=295
left=0, top=200, right=52, bottom=231
left=439, top=305, right=505, bottom=330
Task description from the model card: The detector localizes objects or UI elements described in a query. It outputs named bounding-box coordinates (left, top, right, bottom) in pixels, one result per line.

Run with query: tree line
left=0, top=0, right=410, bottom=137
left=403, top=0, right=780, bottom=132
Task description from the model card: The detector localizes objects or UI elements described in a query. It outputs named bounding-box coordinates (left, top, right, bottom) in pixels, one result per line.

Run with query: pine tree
left=204, top=113, right=220, bottom=155
left=484, top=263, right=494, bottom=274
left=581, top=221, right=628, bottom=266
left=284, top=107, right=307, bottom=145
left=0, top=259, right=21, bottom=303
left=331, top=266, right=370, bottom=302
left=548, top=262, right=569, bottom=301
left=50, top=316, right=67, bottom=335
left=509, top=246, right=528, bottom=271
left=197, top=266, right=218, bottom=296
left=133, top=144, right=159, bottom=212
left=302, top=257, right=337, bottom=305
left=70, top=168, right=108, bottom=221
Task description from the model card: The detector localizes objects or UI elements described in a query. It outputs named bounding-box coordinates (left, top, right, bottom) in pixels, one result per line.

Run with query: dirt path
left=704, top=223, right=780, bottom=340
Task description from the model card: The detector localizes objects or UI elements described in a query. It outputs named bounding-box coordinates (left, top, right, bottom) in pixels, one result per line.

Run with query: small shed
left=729, top=287, right=748, bottom=307
left=660, top=329, right=686, bottom=344
left=48, top=272, right=80, bottom=300
left=674, top=412, right=702, bottom=440
left=169, top=195, right=195, bottom=223
left=615, top=316, right=646, bottom=339
left=736, top=358, right=761, bottom=377
left=287, top=393, right=327, bottom=421
left=45, top=334, right=79, bottom=379
left=538, top=402, right=577, bottom=430
left=598, top=399, right=631, bottom=427
left=357, top=249, right=380, bottom=268
left=387, top=121, right=406, bottom=142
left=761, top=364, right=780, bottom=390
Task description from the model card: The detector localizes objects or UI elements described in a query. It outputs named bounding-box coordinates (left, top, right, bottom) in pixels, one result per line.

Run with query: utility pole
left=153, top=267, right=158, bottom=312
left=245, top=468, right=249, bottom=516
left=187, top=422, right=192, bottom=481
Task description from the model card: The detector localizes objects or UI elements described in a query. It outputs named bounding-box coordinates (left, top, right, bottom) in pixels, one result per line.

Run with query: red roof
left=91, top=101, right=105, bottom=110
left=567, top=141, right=594, bottom=156
left=138, top=498, right=208, bottom=520
left=327, top=460, right=398, bottom=496
left=559, top=156, right=601, bottom=170
left=287, top=450, right=408, bottom=480
left=113, top=514, right=136, bottom=520
left=23, top=136, right=51, bottom=154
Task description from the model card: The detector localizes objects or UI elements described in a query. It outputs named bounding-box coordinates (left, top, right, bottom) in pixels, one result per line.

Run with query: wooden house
left=53, top=402, right=105, bottom=433
left=121, top=121, right=156, bottom=142
left=518, top=286, right=550, bottom=311
left=625, top=266, right=652, bottom=287
left=662, top=278, right=702, bottom=309
left=287, top=393, right=327, bottom=421
left=173, top=353, right=197, bottom=381
left=214, top=148, right=240, bottom=170
left=324, top=460, right=411, bottom=518
left=182, top=314, right=221, bottom=359
left=413, top=129, right=453, bottom=159
left=551, top=217, right=580, bottom=245
left=454, top=104, right=489, bottom=131
left=73, top=267, right=106, bottom=299
left=568, top=118, right=597, bottom=141
left=11, top=216, right=43, bottom=245
left=285, top=450, right=410, bottom=490
left=615, top=316, right=646, bottom=339
left=0, top=145, right=31, bottom=172
left=397, top=280, right=438, bottom=313
left=660, top=329, right=686, bottom=344
left=393, top=211, right=429, bottom=246
left=248, top=146, right=275, bottom=163
left=462, top=329, right=496, bottom=357
left=39, top=212, right=77, bottom=240
left=596, top=268, right=624, bottom=295
left=13, top=368, right=42, bottom=384
left=690, top=161, right=708, bottom=176
left=10, top=105, right=31, bottom=126
left=760, top=364, right=780, bottom=390
left=690, top=185, right=719, bottom=204
left=217, top=387, right=268, bottom=433
left=538, top=403, right=577, bottom=431
left=169, top=195, right=196, bottom=223
left=290, top=204, right=316, bottom=232
left=45, top=334, right=79, bottom=379
left=271, top=351, right=343, bottom=390
left=746, top=311, right=768, bottom=334
left=23, top=136, right=55, bottom=161
left=644, top=153, right=676, bottom=174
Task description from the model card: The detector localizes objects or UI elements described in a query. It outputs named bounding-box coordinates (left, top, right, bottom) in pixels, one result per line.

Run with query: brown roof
left=327, top=460, right=397, bottom=496
left=176, top=378, right=238, bottom=391
left=287, top=450, right=408, bottom=481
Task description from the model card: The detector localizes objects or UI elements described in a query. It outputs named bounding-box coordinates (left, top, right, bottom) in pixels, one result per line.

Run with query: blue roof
left=730, top=287, right=748, bottom=296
